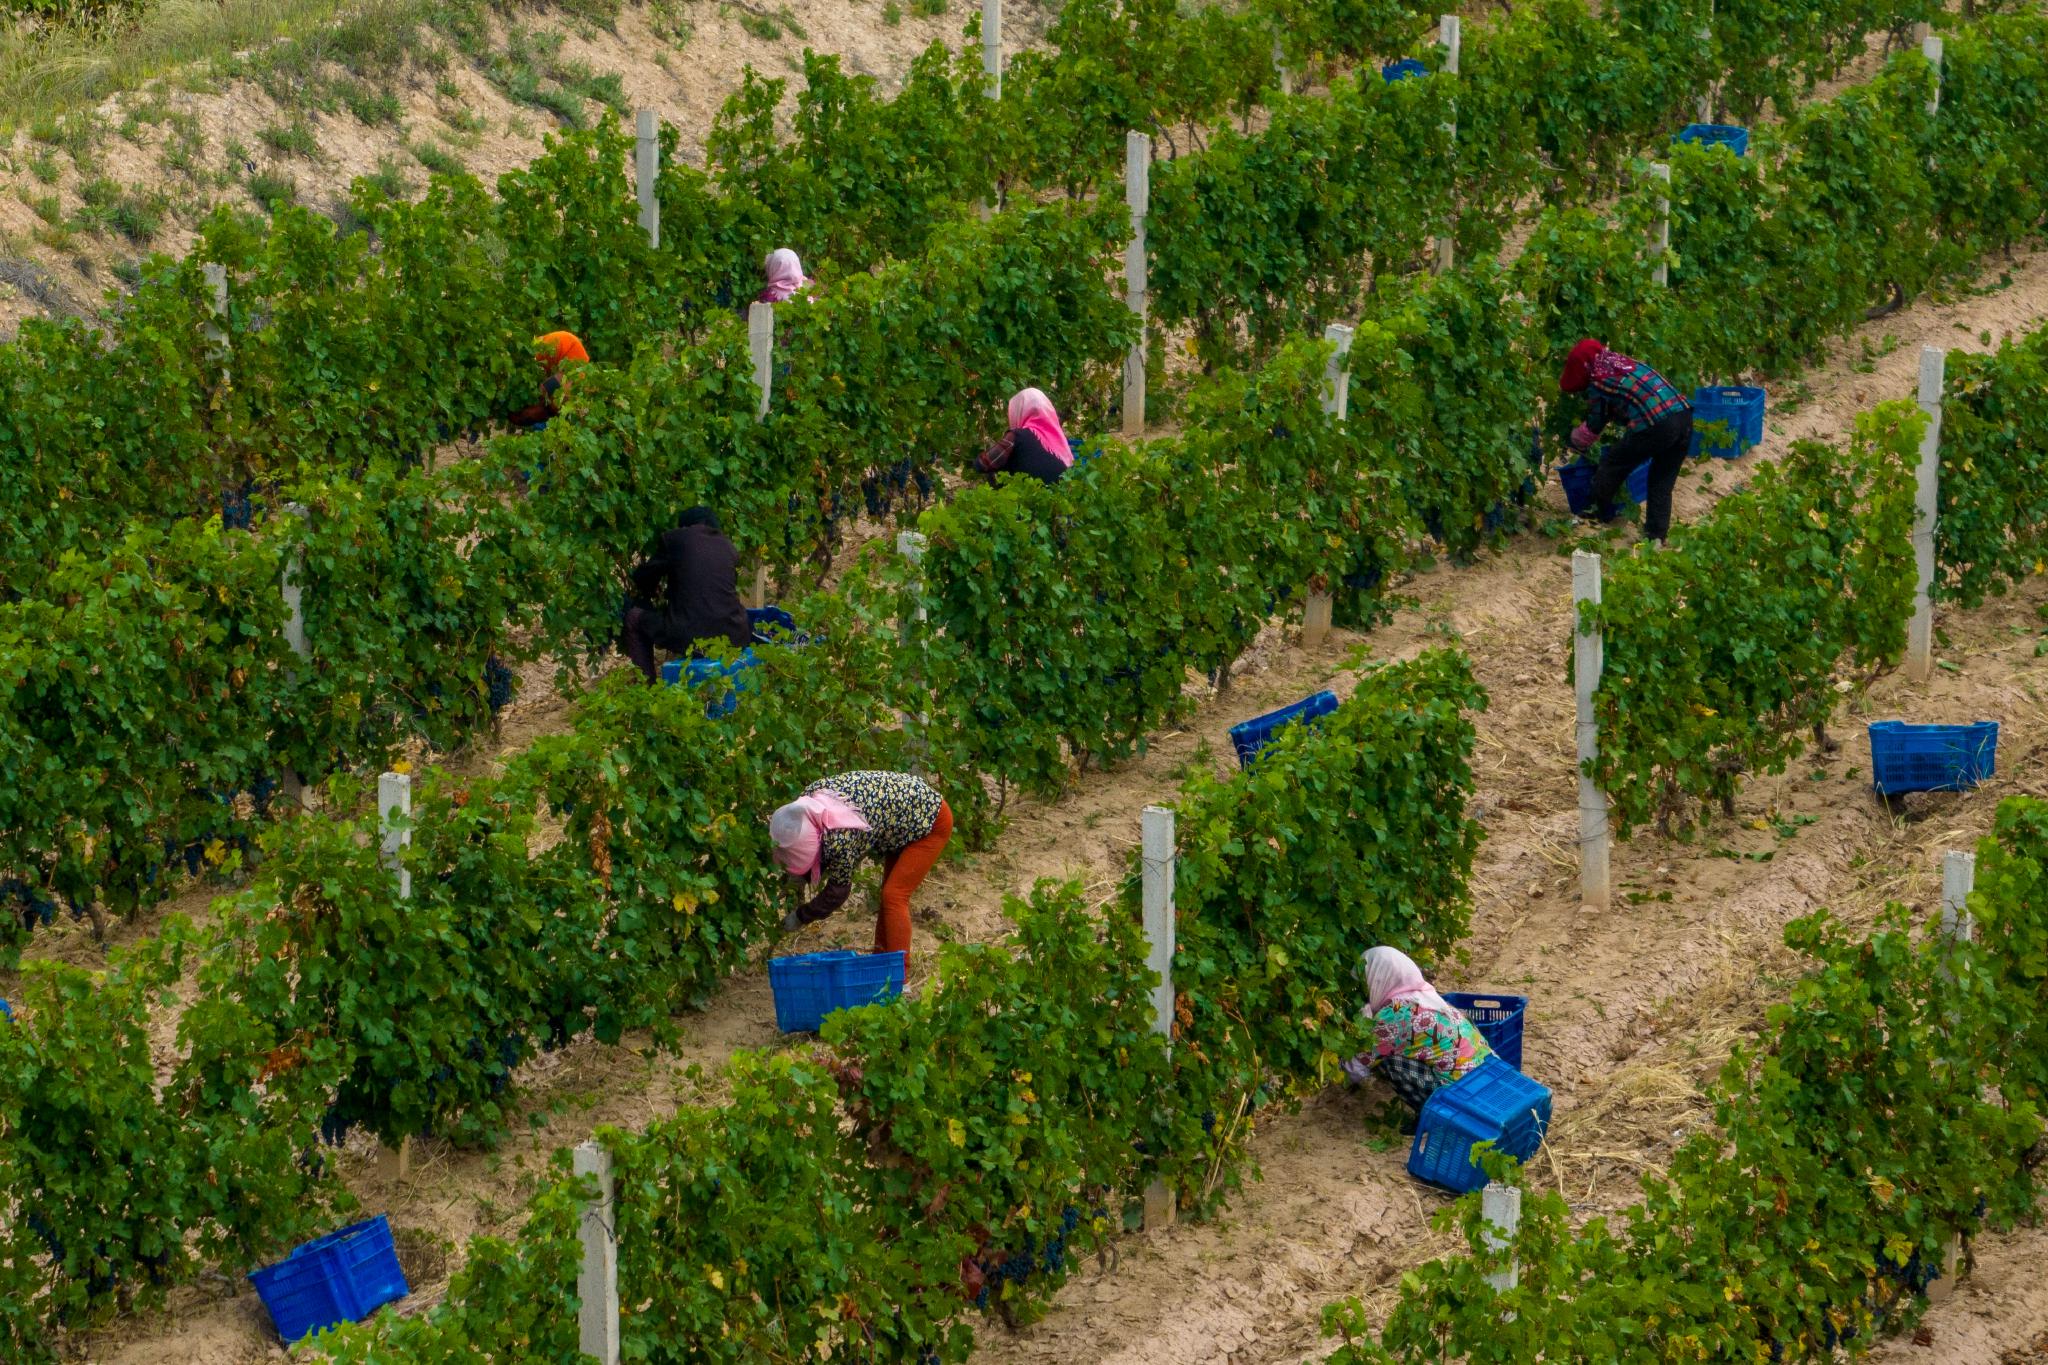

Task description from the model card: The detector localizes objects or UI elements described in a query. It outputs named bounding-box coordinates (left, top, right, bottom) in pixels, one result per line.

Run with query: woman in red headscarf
left=1559, top=338, right=1693, bottom=542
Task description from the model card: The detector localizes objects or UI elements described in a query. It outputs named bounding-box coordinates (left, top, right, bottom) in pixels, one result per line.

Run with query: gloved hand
left=1341, top=1055, right=1373, bottom=1087
left=1569, top=422, right=1597, bottom=451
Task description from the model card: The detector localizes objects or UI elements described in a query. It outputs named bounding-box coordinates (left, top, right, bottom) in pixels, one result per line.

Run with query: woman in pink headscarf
left=1342, top=945, right=1493, bottom=1131
left=757, top=248, right=811, bottom=304
left=976, top=386, right=1075, bottom=486
left=770, top=771, right=952, bottom=969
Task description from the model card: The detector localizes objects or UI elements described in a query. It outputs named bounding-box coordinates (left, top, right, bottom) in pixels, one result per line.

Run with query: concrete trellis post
left=1648, top=162, right=1673, bottom=288
left=375, top=769, right=415, bottom=1180
left=1907, top=347, right=1946, bottom=682
left=1272, top=38, right=1293, bottom=97
left=202, top=262, right=228, bottom=371
left=1302, top=323, right=1354, bottom=648
left=1482, top=1182, right=1522, bottom=1294
left=747, top=301, right=774, bottom=419
left=1696, top=1, right=1715, bottom=123
left=279, top=501, right=312, bottom=806
left=634, top=110, right=660, bottom=250
left=1573, top=551, right=1610, bottom=911
left=898, top=531, right=931, bottom=777
left=982, top=0, right=1002, bottom=97
left=1940, top=849, right=1977, bottom=944
left=1922, top=35, right=1944, bottom=117
left=1929, top=848, right=1976, bottom=1302
left=1434, top=15, right=1461, bottom=274
left=1141, top=804, right=1176, bottom=1229
left=573, top=1141, right=621, bottom=1365
left=378, top=771, right=412, bottom=900
left=1122, top=132, right=1150, bottom=439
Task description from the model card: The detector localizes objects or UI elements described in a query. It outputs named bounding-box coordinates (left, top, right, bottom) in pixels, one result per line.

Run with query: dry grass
left=0, top=0, right=411, bottom=130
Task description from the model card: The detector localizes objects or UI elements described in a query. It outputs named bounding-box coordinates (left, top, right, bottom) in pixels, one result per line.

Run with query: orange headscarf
left=534, top=331, right=589, bottom=373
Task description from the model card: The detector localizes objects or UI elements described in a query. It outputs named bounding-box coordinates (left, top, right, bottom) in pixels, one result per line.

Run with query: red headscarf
left=1559, top=338, right=1605, bottom=394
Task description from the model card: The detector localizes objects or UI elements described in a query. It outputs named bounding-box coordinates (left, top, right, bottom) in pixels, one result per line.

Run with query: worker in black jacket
left=619, top=508, right=752, bottom=682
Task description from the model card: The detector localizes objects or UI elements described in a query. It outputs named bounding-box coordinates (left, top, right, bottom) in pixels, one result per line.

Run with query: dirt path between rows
left=962, top=249, right=2048, bottom=1365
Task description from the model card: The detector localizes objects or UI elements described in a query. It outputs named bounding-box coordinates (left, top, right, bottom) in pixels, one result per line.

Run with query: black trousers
left=619, top=604, right=714, bottom=683
left=1587, top=408, right=1692, bottom=541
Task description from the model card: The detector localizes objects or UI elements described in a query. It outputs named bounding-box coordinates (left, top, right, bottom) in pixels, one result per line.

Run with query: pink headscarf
left=762, top=248, right=808, bottom=304
left=1008, top=387, right=1073, bottom=468
left=769, top=790, right=869, bottom=884
left=1361, top=946, right=1454, bottom=1016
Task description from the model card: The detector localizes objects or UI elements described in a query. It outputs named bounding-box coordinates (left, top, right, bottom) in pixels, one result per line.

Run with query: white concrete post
left=982, top=0, right=1002, bottom=98
left=202, top=262, right=228, bottom=371
left=1122, top=132, right=1150, bottom=440
left=1923, top=35, right=1944, bottom=117
left=1272, top=37, right=1293, bottom=97
left=1907, top=347, right=1945, bottom=682
left=1929, top=847, right=1975, bottom=1302
left=898, top=531, right=930, bottom=777
left=1648, top=162, right=1673, bottom=288
left=278, top=501, right=311, bottom=807
left=1940, top=849, right=1977, bottom=946
left=281, top=502, right=309, bottom=659
left=573, top=1141, right=620, bottom=1365
left=1141, top=804, right=1176, bottom=1229
left=1321, top=323, right=1355, bottom=421
left=377, top=771, right=412, bottom=900
left=1434, top=15, right=1461, bottom=274
left=373, top=766, right=415, bottom=1181
left=1301, top=323, right=1354, bottom=649
left=747, top=301, right=774, bottom=420
left=1482, top=1182, right=1521, bottom=1294
left=1695, top=1, right=1714, bottom=123
left=1573, top=551, right=1609, bottom=912
left=634, top=110, right=660, bottom=250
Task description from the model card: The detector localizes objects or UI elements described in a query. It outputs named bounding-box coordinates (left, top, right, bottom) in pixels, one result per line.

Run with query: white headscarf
left=1361, top=945, right=1454, bottom=1016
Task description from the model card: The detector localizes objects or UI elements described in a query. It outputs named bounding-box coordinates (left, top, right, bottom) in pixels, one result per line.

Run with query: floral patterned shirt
left=806, top=772, right=944, bottom=888
left=1370, top=1000, right=1493, bottom=1081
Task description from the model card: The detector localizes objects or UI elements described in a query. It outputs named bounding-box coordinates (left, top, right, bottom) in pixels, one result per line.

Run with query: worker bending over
left=1560, top=338, right=1693, bottom=542
left=771, top=771, right=953, bottom=967
left=510, top=331, right=588, bottom=429
left=1342, top=946, right=1493, bottom=1133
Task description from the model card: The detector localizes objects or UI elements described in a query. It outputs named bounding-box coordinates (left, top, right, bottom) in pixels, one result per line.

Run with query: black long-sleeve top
left=629, top=524, right=751, bottom=653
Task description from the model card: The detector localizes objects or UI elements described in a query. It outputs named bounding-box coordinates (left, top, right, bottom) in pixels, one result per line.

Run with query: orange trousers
left=877, top=799, right=952, bottom=964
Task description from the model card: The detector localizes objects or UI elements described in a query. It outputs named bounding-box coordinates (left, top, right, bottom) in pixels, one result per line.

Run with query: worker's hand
left=1569, top=423, right=1597, bottom=451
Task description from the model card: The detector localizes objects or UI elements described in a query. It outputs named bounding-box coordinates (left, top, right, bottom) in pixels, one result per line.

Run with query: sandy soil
left=8, top=7, right=2047, bottom=1357
left=48, top=226, right=2048, bottom=1360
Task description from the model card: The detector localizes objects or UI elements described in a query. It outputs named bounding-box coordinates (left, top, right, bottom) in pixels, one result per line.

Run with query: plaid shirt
left=1585, top=356, right=1690, bottom=439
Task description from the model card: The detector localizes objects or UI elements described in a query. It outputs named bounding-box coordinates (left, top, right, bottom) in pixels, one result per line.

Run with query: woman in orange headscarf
left=510, top=331, right=589, bottom=429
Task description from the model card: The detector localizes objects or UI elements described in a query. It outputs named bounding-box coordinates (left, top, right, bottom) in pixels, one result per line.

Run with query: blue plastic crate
left=769, top=950, right=907, bottom=1033
left=249, top=1215, right=409, bottom=1344
left=1442, top=992, right=1527, bottom=1070
left=1675, top=122, right=1750, bottom=156
left=1407, top=1058, right=1553, bottom=1193
left=1228, top=690, right=1340, bottom=768
left=659, top=648, right=760, bottom=717
left=0, top=998, right=10, bottom=1021
left=1381, top=57, right=1429, bottom=82
left=1066, top=436, right=1106, bottom=465
left=1557, top=459, right=1648, bottom=518
left=1690, top=386, right=1766, bottom=459
left=1867, top=720, right=1999, bottom=796
left=748, top=605, right=797, bottom=642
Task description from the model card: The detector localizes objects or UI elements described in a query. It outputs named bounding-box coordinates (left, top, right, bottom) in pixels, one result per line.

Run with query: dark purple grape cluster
left=485, top=655, right=515, bottom=712
left=2, top=877, right=58, bottom=929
